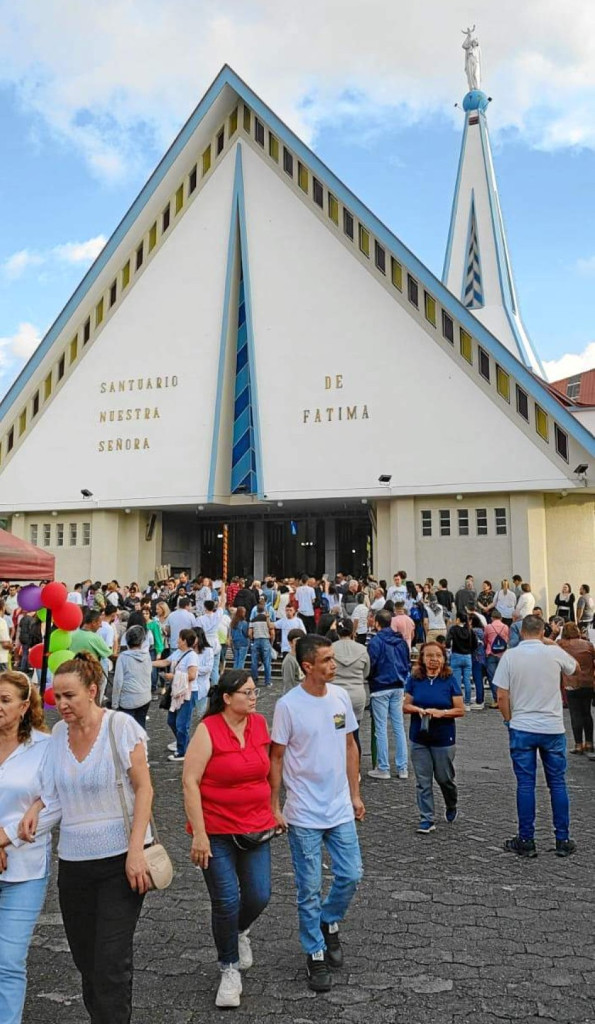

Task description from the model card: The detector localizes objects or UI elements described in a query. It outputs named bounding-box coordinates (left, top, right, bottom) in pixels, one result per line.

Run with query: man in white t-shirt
left=270, top=634, right=364, bottom=994
left=495, top=614, right=578, bottom=859
left=274, top=605, right=306, bottom=654
left=295, top=575, right=316, bottom=633
left=386, top=573, right=407, bottom=605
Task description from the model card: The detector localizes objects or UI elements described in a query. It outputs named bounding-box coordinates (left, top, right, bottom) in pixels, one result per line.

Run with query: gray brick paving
left=24, top=690, right=595, bottom=1023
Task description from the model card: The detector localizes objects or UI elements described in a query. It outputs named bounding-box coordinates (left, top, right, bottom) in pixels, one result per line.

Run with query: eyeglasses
left=236, top=688, right=260, bottom=698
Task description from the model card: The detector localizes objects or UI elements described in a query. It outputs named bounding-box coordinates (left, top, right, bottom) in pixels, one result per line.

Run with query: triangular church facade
left=0, top=66, right=593, bottom=601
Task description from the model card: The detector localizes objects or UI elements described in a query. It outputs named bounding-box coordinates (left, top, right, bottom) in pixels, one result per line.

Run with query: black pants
left=298, top=614, right=316, bottom=634
left=58, top=854, right=145, bottom=1024
left=121, top=702, right=151, bottom=729
left=566, top=688, right=594, bottom=745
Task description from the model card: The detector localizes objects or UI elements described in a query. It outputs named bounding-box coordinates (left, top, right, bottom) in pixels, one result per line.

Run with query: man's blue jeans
left=509, top=728, right=570, bottom=841
left=288, top=821, right=363, bottom=955
left=486, top=654, right=500, bottom=701
left=251, top=638, right=272, bottom=686
left=202, top=836, right=271, bottom=966
left=450, top=653, right=472, bottom=704
left=167, top=693, right=207, bottom=755
left=0, top=874, right=48, bottom=1024
left=370, top=688, right=407, bottom=773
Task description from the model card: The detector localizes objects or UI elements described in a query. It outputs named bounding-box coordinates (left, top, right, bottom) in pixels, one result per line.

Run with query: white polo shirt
left=494, top=640, right=577, bottom=734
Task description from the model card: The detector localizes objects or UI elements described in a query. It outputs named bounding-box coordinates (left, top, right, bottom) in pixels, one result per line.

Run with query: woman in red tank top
left=182, top=670, right=276, bottom=1010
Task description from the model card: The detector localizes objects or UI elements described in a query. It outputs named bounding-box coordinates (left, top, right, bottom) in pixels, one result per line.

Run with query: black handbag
left=231, top=828, right=277, bottom=851
left=159, top=684, right=171, bottom=711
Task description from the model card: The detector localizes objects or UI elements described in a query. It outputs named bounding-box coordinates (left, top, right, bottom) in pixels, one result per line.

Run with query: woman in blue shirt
left=230, top=608, right=250, bottom=669
left=403, top=642, right=465, bottom=834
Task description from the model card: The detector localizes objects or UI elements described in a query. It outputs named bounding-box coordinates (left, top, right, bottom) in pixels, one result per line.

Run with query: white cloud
left=576, top=256, right=595, bottom=276
left=543, top=342, right=595, bottom=382
left=1, top=235, right=107, bottom=280
left=0, top=323, right=44, bottom=402
left=0, top=1, right=594, bottom=180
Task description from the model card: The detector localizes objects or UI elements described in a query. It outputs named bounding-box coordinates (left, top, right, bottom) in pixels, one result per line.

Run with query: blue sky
left=1, top=0, right=594, bottom=397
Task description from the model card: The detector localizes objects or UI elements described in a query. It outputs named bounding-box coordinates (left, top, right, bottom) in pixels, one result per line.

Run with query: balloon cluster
left=17, top=583, right=83, bottom=705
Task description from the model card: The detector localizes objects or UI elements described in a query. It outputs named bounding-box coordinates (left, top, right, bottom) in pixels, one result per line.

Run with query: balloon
left=17, top=585, right=43, bottom=612
left=29, top=643, right=45, bottom=670
left=44, top=688, right=56, bottom=706
left=48, top=650, right=75, bottom=674
left=49, top=629, right=72, bottom=653
left=41, top=582, right=68, bottom=611
left=53, top=602, right=83, bottom=631
left=37, top=609, right=47, bottom=622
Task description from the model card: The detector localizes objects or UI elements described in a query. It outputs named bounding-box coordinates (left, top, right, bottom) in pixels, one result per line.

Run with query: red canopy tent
left=0, top=528, right=55, bottom=581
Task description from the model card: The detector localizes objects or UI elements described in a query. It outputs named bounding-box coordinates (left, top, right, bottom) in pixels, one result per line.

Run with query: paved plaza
left=25, top=687, right=595, bottom=1024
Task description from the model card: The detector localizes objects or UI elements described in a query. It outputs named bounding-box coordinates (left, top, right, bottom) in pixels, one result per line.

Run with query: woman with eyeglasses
left=183, top=670, right=277, bottom=1010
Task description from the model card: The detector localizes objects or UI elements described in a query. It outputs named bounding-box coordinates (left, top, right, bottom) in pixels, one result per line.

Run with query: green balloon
left=37, top=608, right=47, bottom=621
left=49, top=629, right=72, bottom=653
left=48, top=649, right=74, bottom=674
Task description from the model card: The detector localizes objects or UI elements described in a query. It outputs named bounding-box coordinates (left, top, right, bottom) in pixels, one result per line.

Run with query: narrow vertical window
left=58, top=354, right=65, bottom=380
left=421, top=510, right=432, bottom=537
left=56, top=524, right=64, bottom=547
left=312, top=177, right=324, bottom=207
left=442, top=310, right=454, bottom=343
left=175, top=184, right=184, bottom=213
left=424, top=292, right=436, bottom=326
left=476, top=508, right=488, bottom=536
left=343, top=209, right=354, bottom=240
left=229, top=107, right=238, bottom=136
left=554, top=425, right=568, bottom=462
left=496, top=365, right=510, bottom=401
left=458, top=509, right=469, bottom=536
left=494, top=508, right=507, bottom=535
left=298, top=162, right=309, bottom=193
left=7, top=427, right=14, bottom=452
left=216, top=128, right=225, bottom=155
left=374, top=241, right=386, bottom=274
left=121, top=261, right=130, bottom=289
left=44, top=373, right=52, bottom=400
left=83, top=318, right=91, bottom=344
left=535, top=405, right=549, bottom=441
left=109, top=279, right=118, bottom=306
left=43, top=524, right=51, bottom=547
left=189, top=165, right=197, bottom=193
left=19, top=409, right=26, bottom=436
left=69, top=523, right=78, bottom=546
left=136, top=243, right=144, bottom=270
left=254, top=118, right=265, bottom=146
left=358, top=225, right=370, bottom=257
left=268, top=133, right=279, bottom=162
left=407, top=274, right=419, bottom=307
left=95, top=299, right=104, bottom=327
left=478, top=347, right=490, bottom=381
left=30, top=525, right=38, bottom=545
left=328, top=193, right=339, bottom=225
left=82, top=522, right=91, bottom=546
left=148, top=224, right=157, bottom=253
left=391, top=257, right=402, bottom=291
left=32, top=391, right=39, bottom=416
left=439, top=509, right=451, bottom=537
left=162, top=204, right=171, bottom=232
left=202, top=145, right=211, bottom=175
left=70, top=336, right=78, bottom=364
left=460, top=328, right=472, bottom=363
left=283, top=147, right=293, bottom=176
left=516, top=385, right=528, bottom=420
left=243, top=106, right=251, bottom=132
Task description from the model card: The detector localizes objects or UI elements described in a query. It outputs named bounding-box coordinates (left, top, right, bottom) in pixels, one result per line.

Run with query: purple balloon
left=17, top=584, right=43, bottom=612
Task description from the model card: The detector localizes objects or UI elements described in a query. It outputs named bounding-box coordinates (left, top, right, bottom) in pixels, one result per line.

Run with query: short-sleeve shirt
left=271, top=683, right=357, bottom=828
left=198, top=713, right=276, bottom=834
left=405, top=674, right=462, bottom=746
left=275, top=615, right=306, bottom=653
left=296, top=586, right=316, bottom=616
left=493, top=640, right=577, bottom=734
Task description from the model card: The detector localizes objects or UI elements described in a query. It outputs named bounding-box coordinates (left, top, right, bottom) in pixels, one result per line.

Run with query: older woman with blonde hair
left=0, top=671, right=57, bottom=1024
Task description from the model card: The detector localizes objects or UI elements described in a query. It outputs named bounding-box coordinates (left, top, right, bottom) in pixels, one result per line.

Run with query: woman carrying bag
left=183, top=670, right=277, bottom=1010
left=153, top=628, right=214, bottom=762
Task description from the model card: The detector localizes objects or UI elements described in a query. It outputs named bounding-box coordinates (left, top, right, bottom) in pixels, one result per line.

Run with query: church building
left=0, top=59, right=593, bottom=607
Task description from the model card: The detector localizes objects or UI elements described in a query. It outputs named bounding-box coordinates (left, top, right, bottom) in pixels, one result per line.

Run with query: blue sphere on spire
left=463, top=90, right=489, bottom=113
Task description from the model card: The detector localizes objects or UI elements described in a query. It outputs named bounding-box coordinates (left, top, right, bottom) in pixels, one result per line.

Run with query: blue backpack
left=409, top=602, right=424, bottom=623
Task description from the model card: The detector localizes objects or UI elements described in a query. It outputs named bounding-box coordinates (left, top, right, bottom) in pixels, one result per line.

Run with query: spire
left=442, top=31, right=544, bottom=376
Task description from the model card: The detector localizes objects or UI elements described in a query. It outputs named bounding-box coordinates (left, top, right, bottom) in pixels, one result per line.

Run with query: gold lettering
left=100, top=411, right=106, bottom=423
left=346, top=407, right=357, bottom=420
left=126, top=410, right=132, bottom=420
left=134, top=438, right=140, bottom=450
left=100, top=382, right=106, bottom=394
left=154, top=408, right=160, bottom=419
left=172, top=376, right=178, bottom=386
left=336, top=374, right=343, bottom=389
left=156, top=377, right=162, bottom=389
left=128, top=380, right=134, bottom=390
left=116, top=438, right=123, bottom=451
left=108, top=440, right=114, bottom=451
left=325, top=376, right=332, bottom=390
left=362, top=405, right=369, bottom=419
left=303, top=410, right=310, bottom=423
left=109, top=382, right=116, bottom=393
left=314, top=409, right=322, bottom=423
left=326, top=407, right=334, bottom=421
left=118, top=381, right=126, bottom=392
left=144, top=438, right=150, bottom=449
left=146, top=379, right=152, bottom=389
left=338, top=407, right=342, bottom=421
left=98, top=441, right=105, bottom=451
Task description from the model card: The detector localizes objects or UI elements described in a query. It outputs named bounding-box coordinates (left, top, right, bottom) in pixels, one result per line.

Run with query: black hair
left=204, top=600, right=215, bottom=612
left=194, top=626, right=210, bottom=652
left=178, top=597, right=191, bottom=609
left=83, top=609, right=101, bottom=626
left=375, top=609, right=392, bottom=629
left=206, top=669, right=251, bottom=716
left=295, top=634, right=331, bottom=670
left=335, top=617, right=354, bottom=638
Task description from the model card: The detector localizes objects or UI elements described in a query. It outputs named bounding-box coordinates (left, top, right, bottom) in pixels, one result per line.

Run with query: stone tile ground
left=24, top=690, right=595, bottom=1023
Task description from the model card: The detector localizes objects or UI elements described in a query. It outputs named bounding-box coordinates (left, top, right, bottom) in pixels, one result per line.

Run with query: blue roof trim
left=2, top=65, right=591, bottom=457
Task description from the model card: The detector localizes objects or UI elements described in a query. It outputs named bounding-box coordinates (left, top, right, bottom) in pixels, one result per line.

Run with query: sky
left=1, top=0, right=594, bottom=400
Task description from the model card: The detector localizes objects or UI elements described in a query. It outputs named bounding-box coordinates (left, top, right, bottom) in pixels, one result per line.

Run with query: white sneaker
left=167, top=741, right=177, bottom=752
left=464, top=704, right=471, bottom=712
left=215, top=964, right=242, bottom=1008
left=238, top=930, right=253, bottom=970
left=398, top=769, right=409, bottom=779
left=368, top=768, right=390, bottom=780
left=471, top=703, right=485, bottom=710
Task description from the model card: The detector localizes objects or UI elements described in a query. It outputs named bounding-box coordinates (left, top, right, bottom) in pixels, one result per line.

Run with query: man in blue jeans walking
left=494, top=614, right=579, bottom=858
left=270, top=634, right=365, bottom=993
left=367, top=609, right=411, bottom=780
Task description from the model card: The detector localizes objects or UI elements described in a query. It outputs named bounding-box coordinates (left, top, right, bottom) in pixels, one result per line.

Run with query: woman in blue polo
left=403, top=642, right=465, bottom=834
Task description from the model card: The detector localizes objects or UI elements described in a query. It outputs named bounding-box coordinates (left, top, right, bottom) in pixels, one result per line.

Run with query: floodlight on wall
left=378, top=474, right=392, bottom=485
left=81, top=489, right=93, bottom=498
left=574, top=464, right=588, bottom=475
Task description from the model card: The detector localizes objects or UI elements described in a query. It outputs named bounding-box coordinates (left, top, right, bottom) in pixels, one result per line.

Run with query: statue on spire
left=462, top=26, right=481, bottom=91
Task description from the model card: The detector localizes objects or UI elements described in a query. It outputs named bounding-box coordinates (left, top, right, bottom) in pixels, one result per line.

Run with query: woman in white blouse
left=0, top=671, right=58, bottom=1024
left=23, top=652, right=153, bottom=1024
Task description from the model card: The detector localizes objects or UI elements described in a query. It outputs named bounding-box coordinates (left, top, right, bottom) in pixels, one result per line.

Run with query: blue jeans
left=410, top=743, right=457, bottom=824
left=370, top=688, right=407, bottom=773
left=451, top=653, right=472, bottom=704
left=486, top=654, right=500, bottom=701
left=509, top=728, right=570, bottom=841
left=167, top=693, right=207, bottom=755
left=471, top=658, right=485, bottom=704
left=0, top=874, right=48, bottom=1024
left=251, top=638, right=272, bottom=686
left=202, top=836, right=271, bottom=966
left=233, top=644, right=249, bottom=669
left=288, top=821, right=362, bottom=955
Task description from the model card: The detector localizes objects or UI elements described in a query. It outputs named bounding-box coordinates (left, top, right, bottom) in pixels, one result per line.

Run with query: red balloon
left=41, top=582, right=68, bottom=611
left=29, top=643, right=45, bottom=670
left=52, top=601, right=83, bottom=631
left=44, top=688, right=56, bottom=706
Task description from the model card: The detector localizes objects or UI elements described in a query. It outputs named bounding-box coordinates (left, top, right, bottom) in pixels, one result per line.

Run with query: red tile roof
left=550, top=368, right=595, bottom=407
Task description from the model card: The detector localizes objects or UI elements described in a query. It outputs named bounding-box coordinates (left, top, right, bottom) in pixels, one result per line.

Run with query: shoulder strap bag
left=107, top=712, right=173, bottom=890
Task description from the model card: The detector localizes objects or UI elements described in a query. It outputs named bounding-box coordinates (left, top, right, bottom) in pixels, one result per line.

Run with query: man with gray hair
left=495, top=614, right=578, bottom=859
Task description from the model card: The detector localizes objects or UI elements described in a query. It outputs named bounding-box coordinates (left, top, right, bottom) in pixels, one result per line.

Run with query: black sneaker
left=504, top=836, right=537, bottom=858
left=321, top=921, right=343, bottom=968
left=555, top=839, right=577, bottom=858
left=306, top=951, right=332, bottom=992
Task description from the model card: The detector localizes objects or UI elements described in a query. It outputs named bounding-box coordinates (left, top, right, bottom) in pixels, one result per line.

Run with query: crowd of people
left=0, top=566, right=593, bottom=1021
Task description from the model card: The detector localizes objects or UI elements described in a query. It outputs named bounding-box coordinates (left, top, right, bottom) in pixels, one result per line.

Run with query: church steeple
left=442, top=30, right=544, bottom=376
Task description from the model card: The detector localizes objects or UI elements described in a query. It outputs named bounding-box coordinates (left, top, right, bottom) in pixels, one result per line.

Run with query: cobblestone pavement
left=25, top=687, right=595, bottom=1024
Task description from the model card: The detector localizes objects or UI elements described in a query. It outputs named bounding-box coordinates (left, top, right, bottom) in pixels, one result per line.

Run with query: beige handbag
left=108, top=712, right=174, bottom=890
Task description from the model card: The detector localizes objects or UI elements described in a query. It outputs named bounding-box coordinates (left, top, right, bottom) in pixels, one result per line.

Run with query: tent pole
left=39, top=609, right=53, bottom=698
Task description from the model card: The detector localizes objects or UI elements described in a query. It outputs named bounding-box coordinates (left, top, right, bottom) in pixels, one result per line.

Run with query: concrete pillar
left=509, top=493, right=548, bottom=611
left=325, top=519, right=336, bottom=579
left=392, top=497, right=417, bottom=582
left=253, top=520, right=264, bottom=580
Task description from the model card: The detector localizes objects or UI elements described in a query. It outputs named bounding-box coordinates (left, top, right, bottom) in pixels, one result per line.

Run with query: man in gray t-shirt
left=494, top=614, right=578, bottom=859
